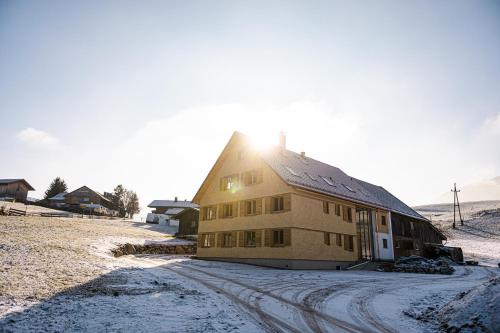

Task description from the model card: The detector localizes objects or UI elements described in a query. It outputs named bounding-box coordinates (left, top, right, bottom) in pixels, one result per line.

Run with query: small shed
left=172, top=207, right=199, bottom=236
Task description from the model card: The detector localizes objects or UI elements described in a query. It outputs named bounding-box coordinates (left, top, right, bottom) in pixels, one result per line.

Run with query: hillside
left=414, top=200, right=500, bottom=266
left=434, top=176, right=500, bottom=203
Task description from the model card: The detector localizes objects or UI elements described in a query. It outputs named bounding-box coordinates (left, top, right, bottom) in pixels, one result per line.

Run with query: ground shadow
left=0, top=263, right=242, bottom=333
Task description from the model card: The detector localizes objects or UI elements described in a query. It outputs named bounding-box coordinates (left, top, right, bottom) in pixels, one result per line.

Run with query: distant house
left=146, top=198, right=198, bottom=224
left=148, top=197, right=198, bottom=214
left=64, top=186, right=118, bottom=216
left=47, top=192, right=67, bottom=208
left=172, top=207, right=199, bottom=236
left=0, top=179, right=35, bottom=203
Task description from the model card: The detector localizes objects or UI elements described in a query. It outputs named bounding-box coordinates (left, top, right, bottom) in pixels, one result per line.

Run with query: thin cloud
left=16, top=127, right=60, bottom=148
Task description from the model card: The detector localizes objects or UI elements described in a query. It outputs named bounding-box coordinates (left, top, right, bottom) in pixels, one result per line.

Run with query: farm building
left=147, top=198, right=198, bottom=214
left=193, top=132, right=446, bottom=269
left=64, top=186, right=118, bottom=216
left=146, top=198, right=198, bottom=226
left=172, top=207, right=199, bottom=236
left=0, top=179, right=35, bottom=203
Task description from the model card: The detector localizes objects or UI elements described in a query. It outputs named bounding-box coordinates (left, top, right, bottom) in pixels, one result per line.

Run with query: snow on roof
left=164, top=208, right=185, bottom=216
left=148, top=200, right=198, bottom=209
left=48, top=192, right=67, bottom=201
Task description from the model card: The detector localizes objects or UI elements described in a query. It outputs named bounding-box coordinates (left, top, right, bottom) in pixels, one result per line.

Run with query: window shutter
left=324, top=232, right=330, bottom=245
left=284, top=229, right=291, bottom=246
left=217, top=204, right=225, bottom=219
left=231, top=231, right=237, bottom=247
left=232, top=201, right=239, bottom=217
left=200, top=207, right=206, bottom=221
left=265, top=197, right=271, bottom=214
left=255, top=230, right=262, bottom=247
left=209, top=233, right=215, bottom=247
left=343, top=235, right=349, bottom=251
left=216, top=233, right=222, bottom=248
left=264, top=229, right=271, bottom=246
left=283, top=193, right=291, bottom=211
left=213, top=205, right=218, bottom=219
left=238, top=231, right=245, bottom=247
left=342, top=206, right=347, bottom=221
left=234, top=173, right=240, bottom=188
left=257, top=169, right=263, bottom=184
left=198, top=234, right=204, bottom=247
left=220, top=178, right=225, bottom=191
left=240, top=201, right=246, bottom=216
left=256, top=198, right=262, bottom=215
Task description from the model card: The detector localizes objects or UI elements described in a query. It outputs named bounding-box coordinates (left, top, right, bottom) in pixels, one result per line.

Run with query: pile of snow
left=406, top=277, right=500, bottom=332
left=394, top=256, right=455, bottom=275
left=437, top=277, right=500, bottom=332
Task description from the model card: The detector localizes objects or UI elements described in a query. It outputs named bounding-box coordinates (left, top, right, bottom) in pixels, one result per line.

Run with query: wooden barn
left=0, top=179, right=35, bottom=203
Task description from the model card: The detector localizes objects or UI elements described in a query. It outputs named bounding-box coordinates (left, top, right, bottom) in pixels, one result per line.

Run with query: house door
left=356, top=208, right=374, bottom=261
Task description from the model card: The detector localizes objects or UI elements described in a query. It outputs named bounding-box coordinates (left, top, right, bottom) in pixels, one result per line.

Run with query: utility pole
left=451, top=183, right=464, bottom=228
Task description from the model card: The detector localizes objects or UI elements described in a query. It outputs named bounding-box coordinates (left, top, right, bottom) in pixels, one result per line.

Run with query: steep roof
left=352, top=178, right=427, bottom=221
left=261, top=148, right=427, bottom=221
left=193, top=132, right=430, bottom=224
left=0, top=179, right=35, bottom=191
left=148, top=200, right=198, bottom=209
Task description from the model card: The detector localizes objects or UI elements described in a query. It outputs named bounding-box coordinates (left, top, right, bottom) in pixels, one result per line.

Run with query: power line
left=451, top=183, right=464, bottom=229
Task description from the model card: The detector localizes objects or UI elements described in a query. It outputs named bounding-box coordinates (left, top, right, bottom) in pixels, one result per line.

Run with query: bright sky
left=1, top=1, right=500, bottom=214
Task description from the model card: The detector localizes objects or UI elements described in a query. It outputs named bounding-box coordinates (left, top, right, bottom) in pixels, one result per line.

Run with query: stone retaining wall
left=112, top=243, right=197, bottom=257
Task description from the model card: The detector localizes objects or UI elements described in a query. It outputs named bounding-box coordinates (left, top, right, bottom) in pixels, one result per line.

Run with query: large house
left=193, top=132, right=445, bottom=269
left=0, top=179, right=35, bottom=203
left=64, top=186, right=118, bottom=216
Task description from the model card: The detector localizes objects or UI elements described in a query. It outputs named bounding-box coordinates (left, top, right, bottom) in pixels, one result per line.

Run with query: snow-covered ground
left=1, top=214, right=499, bottom=332
left=415, top=200, right=500, bottom=267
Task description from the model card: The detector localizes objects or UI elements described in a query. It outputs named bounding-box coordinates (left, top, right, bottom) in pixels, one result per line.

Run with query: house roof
left=171, top=207, right=199, bottom=219
left=148, top=200, right=198, bottom=209
left=48, top=192, right=67, bottom=201
left=261, top=147, right=428, bottom=222
left=0, top=179, right=35, bottom=191
left=193, top=131, right=431, bottom=225
left=164, top=207, right=186, bottom=216
left=65, top=186, right=112, bottom=203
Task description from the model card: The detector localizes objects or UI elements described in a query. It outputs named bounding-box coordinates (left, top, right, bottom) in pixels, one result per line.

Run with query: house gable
left=192, top=132, right=291, bottom=206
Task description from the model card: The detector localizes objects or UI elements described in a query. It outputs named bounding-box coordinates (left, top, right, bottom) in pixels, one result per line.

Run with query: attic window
left=342, top=184, right=356, bottom=193
left=284, top=166, right=300, bottom=177
left=305, top=172, right=317, bottom=181
left=321, top=176, right=334, bottom=186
